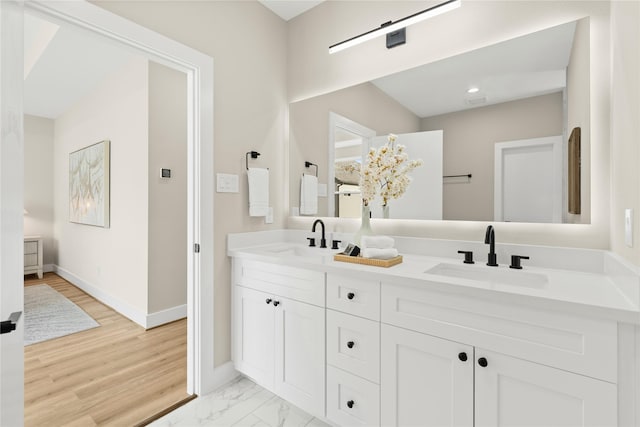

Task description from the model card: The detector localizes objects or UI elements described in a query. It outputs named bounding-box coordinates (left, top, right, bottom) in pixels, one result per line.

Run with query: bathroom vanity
left=228, top=230, right=639, bottom=427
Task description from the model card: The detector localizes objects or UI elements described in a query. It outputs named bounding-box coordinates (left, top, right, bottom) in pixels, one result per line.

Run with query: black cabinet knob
left=265, top=298, right=272, bottom=304
left=347, top=292, right=355, bottom=300
left=273, top=300, right=280, bottom=307
left=478, top=357, right=488, bottom=367
left=346, top=400, right=354, bottom=409
left=347, top=341, right=355, bottom=349
left=458, top=352, right=468, bottom=362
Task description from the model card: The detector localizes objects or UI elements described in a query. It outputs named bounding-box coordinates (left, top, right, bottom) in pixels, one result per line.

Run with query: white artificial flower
left=359, top=134, right=423, bottom=207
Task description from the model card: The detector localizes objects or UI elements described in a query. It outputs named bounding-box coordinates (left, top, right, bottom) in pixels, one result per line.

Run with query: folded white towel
left=247, top=168, right=269, bottom=217
left=300, top=174, right=318, bottom=215
left=362, top=248, right=399, bottom=260
left=361, top=235, right=395, bottom=250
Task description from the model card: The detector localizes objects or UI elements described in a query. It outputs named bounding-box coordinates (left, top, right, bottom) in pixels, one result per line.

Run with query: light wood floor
left=24, top=273, right=191, bottom=426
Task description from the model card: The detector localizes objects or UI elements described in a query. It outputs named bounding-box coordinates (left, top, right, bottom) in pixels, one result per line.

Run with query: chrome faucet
left=312, top=219, right=327, bottom=248
left=485, top=225, right=498, bottom=266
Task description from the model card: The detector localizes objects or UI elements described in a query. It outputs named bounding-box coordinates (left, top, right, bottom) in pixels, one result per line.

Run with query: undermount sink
left=425, top=263, right=548, bottom=288
left=260, top=244, right=336, bottom=259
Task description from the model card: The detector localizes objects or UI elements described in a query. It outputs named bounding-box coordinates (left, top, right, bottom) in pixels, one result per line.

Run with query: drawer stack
left=326, top=274, right=381, bottom=427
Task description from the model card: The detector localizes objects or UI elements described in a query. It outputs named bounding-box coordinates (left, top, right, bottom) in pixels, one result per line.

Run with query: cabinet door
left=274, top=296, right=325, bottom=419
left=475, top=349, right=617, bottom=427
left=381, top=324, right=473, bottom=427
left=233, top=286, right=275, bottom=389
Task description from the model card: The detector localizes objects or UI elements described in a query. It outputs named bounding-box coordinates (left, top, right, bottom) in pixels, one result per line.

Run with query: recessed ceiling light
left=467, top=87, right=480, bottom=94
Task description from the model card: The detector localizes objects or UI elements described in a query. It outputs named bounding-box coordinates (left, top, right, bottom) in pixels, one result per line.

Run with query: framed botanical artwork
left=69, top=140, right=110, bottom=227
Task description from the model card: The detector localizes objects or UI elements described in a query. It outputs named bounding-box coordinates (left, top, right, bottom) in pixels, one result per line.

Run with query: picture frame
left=69, top=140, right=111, bottom=227
left=568, top=127, right=581, bottom=214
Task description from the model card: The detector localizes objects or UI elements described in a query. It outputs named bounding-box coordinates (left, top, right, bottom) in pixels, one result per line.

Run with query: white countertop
left=228, top=231, right=640, bottom=325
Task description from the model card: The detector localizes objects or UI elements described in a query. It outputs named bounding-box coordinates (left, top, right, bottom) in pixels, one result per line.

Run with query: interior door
left=0, top=1, right=25, bottom=425
left=370, top=130, right=443, bottom=220
left=494, top=136, right=563, bottom=223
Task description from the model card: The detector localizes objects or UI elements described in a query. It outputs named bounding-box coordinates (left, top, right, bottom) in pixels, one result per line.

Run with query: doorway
left=1, top=2, right=215, bottom=424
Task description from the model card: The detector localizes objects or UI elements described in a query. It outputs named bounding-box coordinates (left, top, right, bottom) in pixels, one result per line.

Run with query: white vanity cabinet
left=380, top=281, right=618, bottom=427
left=232, top=259, right=325, bottom=418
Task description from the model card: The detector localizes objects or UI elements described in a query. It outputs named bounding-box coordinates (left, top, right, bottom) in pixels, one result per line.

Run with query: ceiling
left=24, top=13, right=136, bottom=119
left=258, top=0, right=324, bottom=21
left=371, top=21, right=577, bottom=118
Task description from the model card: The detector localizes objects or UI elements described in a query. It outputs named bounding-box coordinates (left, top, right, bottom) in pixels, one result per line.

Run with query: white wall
left=53, top=57, right=150, bottom=314
left=148, top=62, right=188, bottom=314
left=92, top=0, right=288, bottom=365
left=610, top=0, right=640, bottom=266
left=24, top=115, right=55, bottom=268
left=287, top=0, right=612, bottom=251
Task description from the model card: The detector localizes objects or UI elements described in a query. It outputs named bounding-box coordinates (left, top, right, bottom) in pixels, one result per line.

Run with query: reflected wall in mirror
left=289, top=18, right=590, bottom=224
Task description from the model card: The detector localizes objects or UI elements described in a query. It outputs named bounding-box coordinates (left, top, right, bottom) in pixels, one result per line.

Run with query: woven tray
left=333, top=254, right=403, bottom=268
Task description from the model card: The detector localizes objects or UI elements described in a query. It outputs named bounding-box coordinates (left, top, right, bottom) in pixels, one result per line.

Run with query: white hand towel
left=248, top=168, right=269, bottom=217
left=361, top=235, right=395, bottom=250
left=300, top=174, right=318, bottom=215
left=362, top=248, right=399, bottom=260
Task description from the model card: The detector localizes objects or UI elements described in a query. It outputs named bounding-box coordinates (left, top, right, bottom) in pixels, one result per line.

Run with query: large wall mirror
left=289, top=18, right=590, bottom=224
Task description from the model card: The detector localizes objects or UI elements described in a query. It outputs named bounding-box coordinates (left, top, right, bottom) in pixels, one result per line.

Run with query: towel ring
left=304, top=161, right=318, bottom=177
left=246, top=151, right=260, bottom=170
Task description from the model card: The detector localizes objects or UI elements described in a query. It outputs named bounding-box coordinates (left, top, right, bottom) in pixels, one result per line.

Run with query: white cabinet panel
left=327, top=366, right=380, bottom=427
left=274, top=296, right=325, bottom=418
left=381, top=324, right=474, bottom=427
left=327, top=309, right=380, bottom=383
left=327, top=274, right=380, bottom=321
left=233, top=286, right=275, bottom=388
left=382, top=282, right=617, bottom=382
left=238, top=259, right=325, bottom=306
left=475, top=349, right=617, bottom=427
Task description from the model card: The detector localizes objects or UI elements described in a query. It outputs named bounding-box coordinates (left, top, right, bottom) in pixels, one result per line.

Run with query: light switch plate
left=318, top=183, right=327, bottom=197
left=216, top=173, right=239, bottom=193
left=625, top=208, right=633, bottom=247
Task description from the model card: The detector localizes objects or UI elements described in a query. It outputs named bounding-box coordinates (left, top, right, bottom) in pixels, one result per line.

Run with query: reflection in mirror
left=289, top=18, right=590, bottom=224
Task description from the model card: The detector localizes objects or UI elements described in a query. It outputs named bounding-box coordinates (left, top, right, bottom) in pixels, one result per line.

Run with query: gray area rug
left=24, top=284, right=100, bottom=346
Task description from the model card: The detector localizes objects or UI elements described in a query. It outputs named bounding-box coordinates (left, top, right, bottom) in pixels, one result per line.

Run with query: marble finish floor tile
left=150, top=377, right=331, bottom=427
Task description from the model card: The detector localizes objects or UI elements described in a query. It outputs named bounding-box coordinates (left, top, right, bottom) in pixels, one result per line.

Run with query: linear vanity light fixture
left=328, top=0, right=461, bottom=54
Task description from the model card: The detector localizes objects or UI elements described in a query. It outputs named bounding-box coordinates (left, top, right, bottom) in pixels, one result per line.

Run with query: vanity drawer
left=24, top=254, right=38, bottom=267
left=327, top=365, right=380, bottom=427
left=236, top=259, right=324, bottom=307
left=327, top=309, right=380, bottom=383
left=381, top=282, right=618, bottom=383
left=327, top=274, right=380, bottom=320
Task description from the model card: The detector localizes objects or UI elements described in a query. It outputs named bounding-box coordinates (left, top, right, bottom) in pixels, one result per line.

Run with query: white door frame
left=22, top=0, right=216, bottom=396
left=494, top=136, right=563, bottom=223
left=328, top=112, right=375, bottom=217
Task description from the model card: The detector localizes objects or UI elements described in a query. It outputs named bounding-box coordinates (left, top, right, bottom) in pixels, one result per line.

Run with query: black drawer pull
left=347, top=292, right=355, bottom=300
left=347, top=341, right=355, bottom=349
left=346, top=400, right=354, bottom=409
left=265, top=298, right=272, bottom=304
left=478, top=357, right=488, bottom=367
left=273, top=300, right=280, bottom=307
left=458, top=352, right=467, bottom=362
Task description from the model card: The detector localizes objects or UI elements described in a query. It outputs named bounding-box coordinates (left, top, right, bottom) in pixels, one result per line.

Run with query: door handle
left=0, top=311, right=22, bottom=335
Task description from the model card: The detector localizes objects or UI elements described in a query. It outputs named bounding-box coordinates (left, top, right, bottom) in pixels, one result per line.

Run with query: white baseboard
left=53, top=265, right=147, bottom=327
left=146, top=304, right=187, bottom=329
left=210, top=361, right=239, bottom=393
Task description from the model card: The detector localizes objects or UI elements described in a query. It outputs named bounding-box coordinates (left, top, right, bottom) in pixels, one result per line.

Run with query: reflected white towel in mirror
left=248, top=168, right=269, bottom=217
left=300, top=174, right=318, bottom=215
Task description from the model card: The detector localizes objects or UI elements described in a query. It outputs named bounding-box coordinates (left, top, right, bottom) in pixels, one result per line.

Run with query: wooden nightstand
left=24, top=236, right=43, bottom=279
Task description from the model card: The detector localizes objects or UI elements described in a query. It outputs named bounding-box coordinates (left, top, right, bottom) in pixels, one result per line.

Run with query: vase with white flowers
left=355, top=133, right=423, bottom=243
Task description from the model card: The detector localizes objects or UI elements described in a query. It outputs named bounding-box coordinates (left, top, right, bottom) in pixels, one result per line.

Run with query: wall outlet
left=625, top=208, right=633, bottom=247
